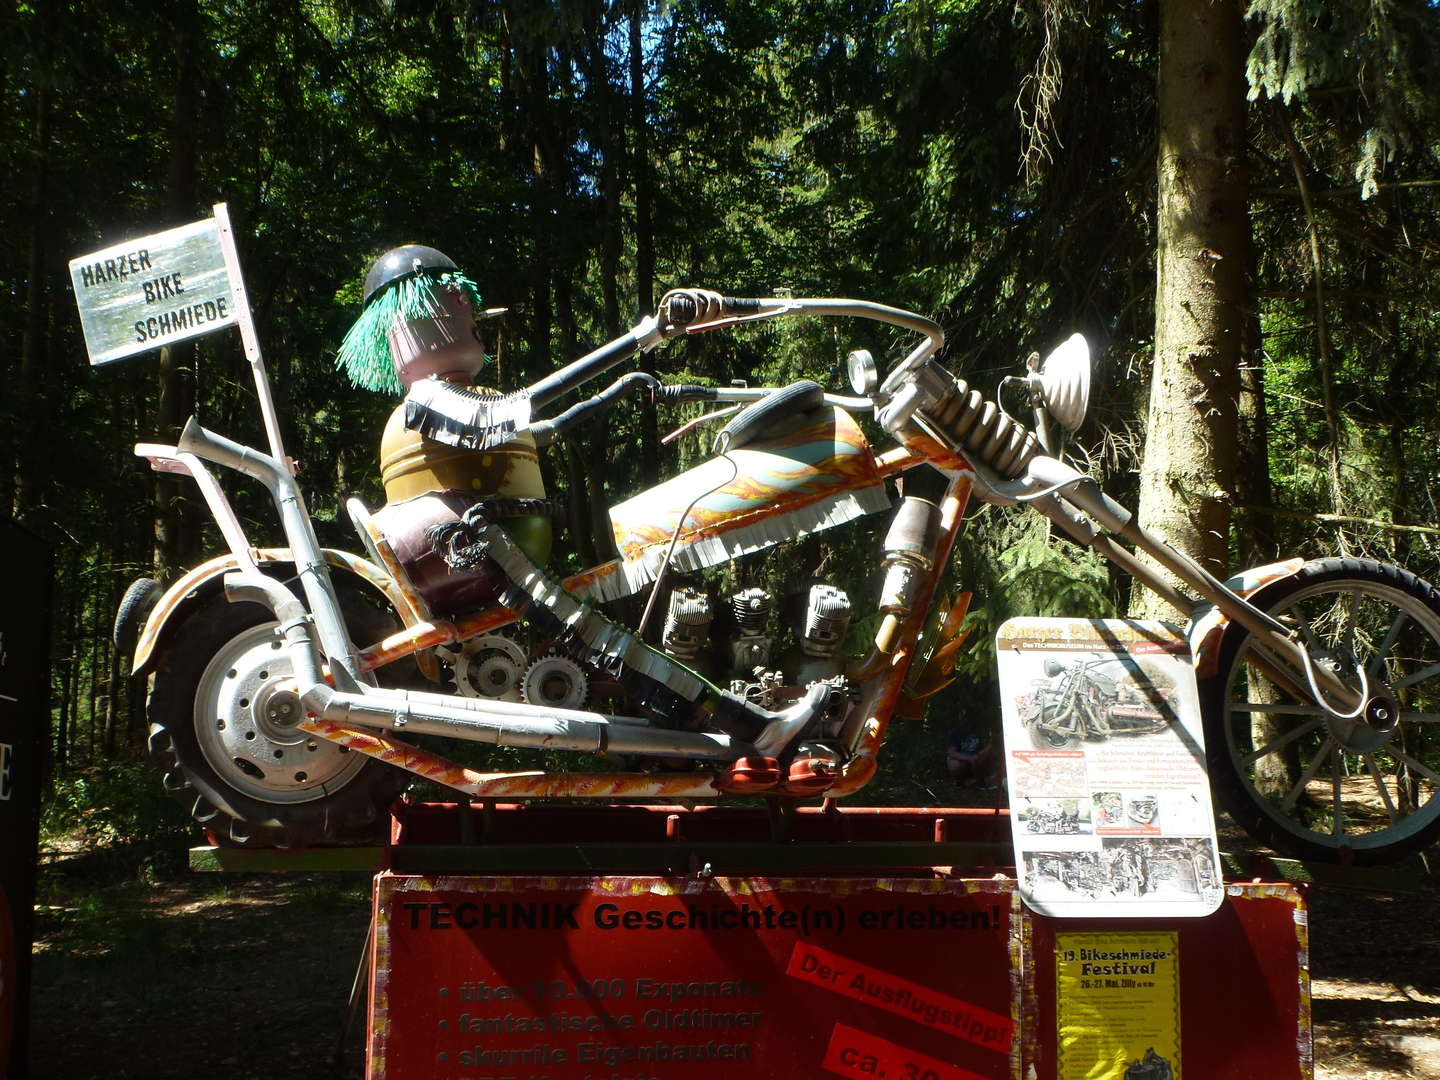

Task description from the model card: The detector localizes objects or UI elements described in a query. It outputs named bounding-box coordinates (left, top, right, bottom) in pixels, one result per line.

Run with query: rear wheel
left=1203, top=558, right=1440, bottom=864
left=147, top=590, right=410, bottom=847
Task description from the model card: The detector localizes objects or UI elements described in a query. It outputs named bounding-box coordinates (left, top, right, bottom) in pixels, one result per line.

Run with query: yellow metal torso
left=379, top=404, right=546, bottom=504
left=374, top=404, right=552, bottom=614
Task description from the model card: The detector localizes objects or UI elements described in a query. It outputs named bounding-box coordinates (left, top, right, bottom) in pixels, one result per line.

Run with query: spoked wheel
left=1203, top=558, right=1440, bottom=865
left=147, top=590, right=411, bottom=847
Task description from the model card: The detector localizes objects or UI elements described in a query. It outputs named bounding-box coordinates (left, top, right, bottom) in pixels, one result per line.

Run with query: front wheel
left=147, top=591, right=410, bottom=847
left=1026, top=701, right=1079, bottom=750
left=1202, top=558, right=1440, bottom=865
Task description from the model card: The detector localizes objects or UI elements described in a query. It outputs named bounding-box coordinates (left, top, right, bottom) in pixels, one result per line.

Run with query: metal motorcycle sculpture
left=1023, top=656, right=1176, bottom=750
left=113, top=257, right=1440, bottom=865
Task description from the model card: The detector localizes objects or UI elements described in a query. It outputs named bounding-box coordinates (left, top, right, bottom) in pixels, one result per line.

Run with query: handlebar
left=657, top=290, right=944, bottom=389
left=661, top=289, right=767, bottom=329
left=522, top=289, right=944, bottom=427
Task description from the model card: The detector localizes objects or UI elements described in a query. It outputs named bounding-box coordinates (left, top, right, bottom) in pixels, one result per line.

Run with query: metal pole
left=213, top=201, right=291, bottom=473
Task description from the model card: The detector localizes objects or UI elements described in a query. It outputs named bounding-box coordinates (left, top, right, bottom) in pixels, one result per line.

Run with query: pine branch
left=1251, top=179, right=1440, bottom=199
left=1235, top=505, right=1440, bottom=537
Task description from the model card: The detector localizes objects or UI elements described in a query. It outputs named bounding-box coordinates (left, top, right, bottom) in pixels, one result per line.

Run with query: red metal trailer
left=358, top=803, right=1309, bottom=1080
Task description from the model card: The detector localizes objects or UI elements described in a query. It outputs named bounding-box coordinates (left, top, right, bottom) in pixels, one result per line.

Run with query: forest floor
left=23, top=826, right=1440, bottom=1080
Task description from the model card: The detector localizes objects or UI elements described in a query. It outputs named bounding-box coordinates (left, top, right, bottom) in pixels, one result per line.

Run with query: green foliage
left=9, top=0, right=1440, bottom=822
left=1247, top=0, right=1440, bottom=198
left=41, top=762, right=195, bottom=849
left=952, top=510, right=1113, bottom=682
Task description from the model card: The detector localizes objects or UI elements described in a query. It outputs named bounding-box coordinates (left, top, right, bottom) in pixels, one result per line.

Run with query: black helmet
left=362, top=244, right=459, bottom=305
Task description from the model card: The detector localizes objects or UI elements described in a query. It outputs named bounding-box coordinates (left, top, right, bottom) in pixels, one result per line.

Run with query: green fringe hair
left=336, top=270, right=483, bottom=395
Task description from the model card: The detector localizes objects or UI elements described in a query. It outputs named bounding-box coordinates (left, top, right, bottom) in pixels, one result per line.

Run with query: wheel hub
left=252, top=684, right=306, bottom=742
left=195, top=623, right=366, bottom=803
left=1324, top=684, right=1401, bottom=754
left=1313, top=645, right=1401, bottom=753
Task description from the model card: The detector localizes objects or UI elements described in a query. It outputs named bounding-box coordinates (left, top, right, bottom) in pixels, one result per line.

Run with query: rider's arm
left=404, top=296, right=720, bottom=451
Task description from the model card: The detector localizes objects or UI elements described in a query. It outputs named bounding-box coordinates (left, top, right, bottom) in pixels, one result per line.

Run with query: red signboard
left=369, top=875, right=1309, bottom=1080
left=1021, top=883, right=1312, bottom=1079
left=369, top=875, right=1018, bottom=1080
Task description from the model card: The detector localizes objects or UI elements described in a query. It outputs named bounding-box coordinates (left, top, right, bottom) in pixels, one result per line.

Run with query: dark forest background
left=5, top=0, right=1440, bottom=813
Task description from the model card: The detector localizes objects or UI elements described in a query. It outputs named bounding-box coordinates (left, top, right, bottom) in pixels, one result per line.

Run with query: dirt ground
left=23, top=837, right=1440, bottom=1080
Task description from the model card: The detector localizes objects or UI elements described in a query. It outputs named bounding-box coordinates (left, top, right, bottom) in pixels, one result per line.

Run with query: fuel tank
left=604, top=405, right=890, bottom=600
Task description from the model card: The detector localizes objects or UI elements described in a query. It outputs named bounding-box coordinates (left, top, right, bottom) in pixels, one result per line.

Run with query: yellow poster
left=1056, top=931, right=1180, bottom=1080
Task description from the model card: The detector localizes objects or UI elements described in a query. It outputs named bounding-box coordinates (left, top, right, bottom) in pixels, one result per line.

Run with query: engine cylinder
left=662, top=587, right=714, bottom=664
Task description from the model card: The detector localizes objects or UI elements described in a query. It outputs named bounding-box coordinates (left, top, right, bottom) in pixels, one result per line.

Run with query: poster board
left=369, top=872, right=1312, bottom=1080
left=996, top=618, right=1223, bottom=919
left=369, top=875, right=1020, bottom=1080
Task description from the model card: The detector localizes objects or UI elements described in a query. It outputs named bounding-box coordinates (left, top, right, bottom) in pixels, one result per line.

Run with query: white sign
left=69, top=216, right=239, bottom=366
left=996, top=617, right=1223, bottom=920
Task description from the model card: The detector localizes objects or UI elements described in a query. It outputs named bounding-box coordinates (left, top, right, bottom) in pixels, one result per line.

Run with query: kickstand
left=336, top=915, right=375, bottom=1070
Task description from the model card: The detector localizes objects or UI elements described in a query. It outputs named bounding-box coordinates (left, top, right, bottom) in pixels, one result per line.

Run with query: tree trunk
left=517, top=23, right=554, bottom=382
left=1131, top=0, right=1249, bottom=619
left=1235, top=278, right=1276, bottom=566
left=154, top=0, right=202, bottom=579
left=630, top=0, right=660, bottom=487
left=13, top=81, right=52, bottom=521
left=53, top=581, right=78, bottom=773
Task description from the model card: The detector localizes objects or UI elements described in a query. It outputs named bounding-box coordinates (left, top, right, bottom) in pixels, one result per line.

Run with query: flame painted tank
left=603, top=405, right=889, bottom=601
left=370, top=404, right=552, bottom=616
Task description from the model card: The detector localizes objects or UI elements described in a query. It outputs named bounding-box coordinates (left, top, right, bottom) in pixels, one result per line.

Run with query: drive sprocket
left=450, top=633, right=528, bottom=701
left=521, top=654, right=589, bottom=710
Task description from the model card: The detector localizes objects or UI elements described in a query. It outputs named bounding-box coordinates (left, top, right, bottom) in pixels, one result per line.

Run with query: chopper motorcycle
left=117, top=286, right=1440, bottom=865
left=1022, top=656, right=1178, bottom=751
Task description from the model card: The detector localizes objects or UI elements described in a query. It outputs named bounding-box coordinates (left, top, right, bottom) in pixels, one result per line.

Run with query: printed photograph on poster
left=1023, top=840, right=1221, bottom=905
left=996, top=617, right=1223, bottom=919
left=1016, top=797, right=1091, bottom=835
left=1014, top=653, right=1178, bottom=752
left=1008, top=751, right=1087, bottom=797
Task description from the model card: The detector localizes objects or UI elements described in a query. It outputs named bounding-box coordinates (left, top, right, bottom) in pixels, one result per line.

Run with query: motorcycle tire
left=1201, top=557, right=1440, bottom=865
left=113, top=576, right=161, bottom=655
left=146, top=589, right=412, bottom=848
left=1028, top=723, right=1079, bottom=751
left=719, top=380, right=825, bottom=450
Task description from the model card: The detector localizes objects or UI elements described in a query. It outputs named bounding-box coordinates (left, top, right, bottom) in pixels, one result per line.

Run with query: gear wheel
left=451, top=634, right=528, bottom=701
left=521, top=654, right=589, bottom=710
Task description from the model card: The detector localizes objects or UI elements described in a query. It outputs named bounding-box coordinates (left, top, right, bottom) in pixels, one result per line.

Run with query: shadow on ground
left=29, top=845, right=372, bottom=1080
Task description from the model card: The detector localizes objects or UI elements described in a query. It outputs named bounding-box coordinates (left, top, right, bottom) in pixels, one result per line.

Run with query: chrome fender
left=132, top=547, right=400, bottom=675
left=1187, top=558, right=1306, bottom=679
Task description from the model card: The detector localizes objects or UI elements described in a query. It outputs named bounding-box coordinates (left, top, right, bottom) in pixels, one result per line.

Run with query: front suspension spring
left=921, top=376, right=1039, bottom=479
